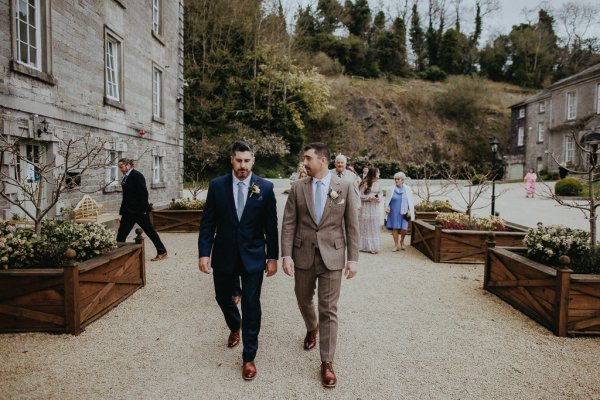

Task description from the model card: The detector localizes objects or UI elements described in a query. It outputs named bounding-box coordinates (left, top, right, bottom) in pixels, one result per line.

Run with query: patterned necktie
left=315, top=180, right=324, bottom=224
left=121, top=174, right=128, bottom=185
left=237, top=181, right=245, bottom=220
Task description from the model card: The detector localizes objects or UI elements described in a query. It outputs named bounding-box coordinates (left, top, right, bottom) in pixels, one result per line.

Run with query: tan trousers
left=294, top=249, right=343, bottom=362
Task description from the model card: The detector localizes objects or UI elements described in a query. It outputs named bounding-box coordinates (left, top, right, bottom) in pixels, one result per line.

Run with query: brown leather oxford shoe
left=150, top=252, right=168, bottom=261
left=242, top=361, right=257, bottom=381
left=227, top=329, right=240, bottom=348
left=321, top=361, right=337, bottom=388
left=303, top=323, right=319, bottom=350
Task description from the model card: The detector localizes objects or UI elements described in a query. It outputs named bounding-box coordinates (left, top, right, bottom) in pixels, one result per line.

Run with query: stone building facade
left=506, top=63, right=600, bottom=180
left=0, top=0, right=184, bottom=220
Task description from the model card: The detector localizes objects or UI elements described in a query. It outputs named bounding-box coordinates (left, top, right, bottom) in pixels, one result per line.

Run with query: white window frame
left=15, top=0, right=41, bottom=70
left=105, top=150, right=122, bottom=185
left=538, top=102, right=545, bottom=113
left=564, top=136, right=575, bottom=164
left=10, top=0, right=54, bottom=84
left=567, top=90, right=576, bottom=120
left=152, top=65, right=164, bottom=120
left=517, top=126, right=524, bottom=147
left=537, top=122, right=544, bottom=142
left=104, top=26, right=124, bottom=108
left=152, top=155, right=163, bottom=184
left=518, top=108, right=525, bottom=119
left=596, top=83, right=600, bottom=114
left=152, top=0, right=162, bottom=35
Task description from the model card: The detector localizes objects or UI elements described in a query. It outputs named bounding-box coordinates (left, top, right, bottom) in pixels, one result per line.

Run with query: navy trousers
left=213, top=254, right=264, bottom=362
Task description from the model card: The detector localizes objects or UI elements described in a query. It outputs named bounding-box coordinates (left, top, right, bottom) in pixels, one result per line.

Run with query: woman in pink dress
left=524, top=168, right=537, bottom=198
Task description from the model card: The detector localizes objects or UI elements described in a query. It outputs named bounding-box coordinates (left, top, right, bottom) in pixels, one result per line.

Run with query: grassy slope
left=306, top=75, right=534, bottom=165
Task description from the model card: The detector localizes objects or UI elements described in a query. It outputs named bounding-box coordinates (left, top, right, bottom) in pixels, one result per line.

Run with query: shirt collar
left=124, top=168, right=134, bottom=177
left=232, top=172, right=253, bottom=186
left=313, top=172, right=331, bottom=187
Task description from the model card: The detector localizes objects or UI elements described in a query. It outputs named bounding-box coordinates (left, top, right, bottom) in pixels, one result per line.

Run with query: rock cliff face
left=306, top=76, right=528, bottom=167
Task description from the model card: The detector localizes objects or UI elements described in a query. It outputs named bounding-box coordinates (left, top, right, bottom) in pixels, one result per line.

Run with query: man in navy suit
left=198, top=140, right=278, bottom=381
left=116, top=158, right=167, bottom=261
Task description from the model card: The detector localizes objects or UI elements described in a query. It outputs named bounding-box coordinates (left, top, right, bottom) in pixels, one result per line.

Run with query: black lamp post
left=490, top=137, right=499, bottom=216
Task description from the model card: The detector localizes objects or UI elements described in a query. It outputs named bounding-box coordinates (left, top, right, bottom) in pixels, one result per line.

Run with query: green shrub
left=421, top=66, right=447, bottom=82
left=415, top=200, right=453, bottom=212
left=555, top=178, right=583, bottom=196
left=167, top=199, right=205, bottom=210
left=470, top=174, right=486, bottom=185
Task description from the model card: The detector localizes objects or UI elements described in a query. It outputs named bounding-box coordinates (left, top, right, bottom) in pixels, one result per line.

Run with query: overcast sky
left=280, top=0, right=600, bottom=45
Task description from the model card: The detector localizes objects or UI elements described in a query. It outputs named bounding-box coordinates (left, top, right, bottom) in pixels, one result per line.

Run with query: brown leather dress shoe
left=242, top=361, right=257, bottom=380
left=321, top=362, right=337, bottom=388
left=151, top=252, right=168, bottom=261
left=303, top=323, right=319, bottom=350
left=227, top=330, right=240, bottom=348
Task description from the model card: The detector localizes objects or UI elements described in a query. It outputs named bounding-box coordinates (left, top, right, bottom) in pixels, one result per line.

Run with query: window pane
left=19, top=41, right=28, bottom=63
left=19, top=23, right=27, bottom=47
left=18, top=0, right=28, bottom=20
left=29, top=46, right=36, bottom=66
left=28, top=1, right=36, bottom=25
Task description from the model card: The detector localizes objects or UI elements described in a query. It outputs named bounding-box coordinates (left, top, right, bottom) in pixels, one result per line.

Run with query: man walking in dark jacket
left=116, top=158, right=168, bottom=261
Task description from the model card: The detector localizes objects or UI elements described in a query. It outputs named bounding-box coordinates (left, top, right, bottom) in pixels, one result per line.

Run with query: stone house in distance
left=0, top=0, right=184, bottom=220
left=505, top=63, right=600, bottom=180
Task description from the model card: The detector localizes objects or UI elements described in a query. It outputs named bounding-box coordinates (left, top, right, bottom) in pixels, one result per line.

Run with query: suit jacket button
left=316, top=229, right=319, bottom=232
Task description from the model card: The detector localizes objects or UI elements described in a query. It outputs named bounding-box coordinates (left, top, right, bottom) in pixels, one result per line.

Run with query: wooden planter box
left=150, top=209, right=203, bottom=232
left=0, top=235, right=146, bottom=335
left=410, top=219, right=527, bottom=263
left=484, top=246, right=600, bottom=337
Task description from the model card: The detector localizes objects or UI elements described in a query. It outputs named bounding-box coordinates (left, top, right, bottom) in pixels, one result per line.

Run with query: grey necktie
left=237, top=182, right=245, bottom=220
left=315, top=181, right=324, bottom=224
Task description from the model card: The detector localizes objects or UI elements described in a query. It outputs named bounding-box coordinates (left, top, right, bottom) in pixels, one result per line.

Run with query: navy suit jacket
left=119, top=169, right=151, bottom=216
left=198, top=173, right=278, bottom=274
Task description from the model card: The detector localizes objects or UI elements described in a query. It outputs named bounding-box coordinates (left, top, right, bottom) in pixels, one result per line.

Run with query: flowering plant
left=434, top=212, right=508, bottom=231
left=167, top=198, right=205, bottom=210
left=329, top=188, right=340, bottom=200
left=415, top=200, right=453, bottom=212
left=0, top=222, right=36, bottom=269
left=0, top=220, right=116, bottom=269
left=249, top=183, right=261, bottom=197
left=523, top=224, right=590, bottom=269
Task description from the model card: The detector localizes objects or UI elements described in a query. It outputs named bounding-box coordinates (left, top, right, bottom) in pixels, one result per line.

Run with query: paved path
left=2, top=188, right=600, bottom=399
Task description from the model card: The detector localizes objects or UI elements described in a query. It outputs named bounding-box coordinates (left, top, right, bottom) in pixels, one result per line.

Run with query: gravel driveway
left=1, top=191, right=600, bottom=400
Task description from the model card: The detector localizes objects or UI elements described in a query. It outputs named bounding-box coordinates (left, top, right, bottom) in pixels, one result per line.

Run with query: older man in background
left=330, top=154, right=360, bottom=207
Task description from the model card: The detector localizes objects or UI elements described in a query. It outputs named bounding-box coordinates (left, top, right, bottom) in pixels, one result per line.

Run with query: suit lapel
left=224, top=174, right=238, bottom=222
left=241, top=175, right=258, bottom=220
left=319, top=176, right=339, bottom=225
left=304, top=178, right=317, bottom=225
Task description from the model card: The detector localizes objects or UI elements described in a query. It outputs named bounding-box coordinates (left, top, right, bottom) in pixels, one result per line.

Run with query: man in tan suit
left=281, top=143, right=359, bottom=388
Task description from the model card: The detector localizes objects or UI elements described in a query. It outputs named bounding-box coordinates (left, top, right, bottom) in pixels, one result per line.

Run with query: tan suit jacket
left=281, top=175, right=359, bottom=270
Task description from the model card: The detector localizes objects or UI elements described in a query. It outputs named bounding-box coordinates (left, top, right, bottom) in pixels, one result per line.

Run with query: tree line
left=294, top=0, right=600, bottom=86
left=183, top=0, right=600, bottom=179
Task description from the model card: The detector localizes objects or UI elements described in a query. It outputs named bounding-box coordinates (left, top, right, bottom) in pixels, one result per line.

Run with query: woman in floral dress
left=359, top=167, right=382, bottom=254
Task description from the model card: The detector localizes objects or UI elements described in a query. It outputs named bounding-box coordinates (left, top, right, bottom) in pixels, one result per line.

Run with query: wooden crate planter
left=484, top=245, right=600, bottom=337
left=0, top=234, right=146, bottom=335
left=410, top=219, right=527, bottom=263
left=150, top=209, right=203, bottom=232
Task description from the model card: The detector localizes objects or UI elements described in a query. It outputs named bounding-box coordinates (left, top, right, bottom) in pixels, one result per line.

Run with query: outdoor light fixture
left=37, top=118, right=49, bottom=137
left=490, top=137, right=500, bottom=216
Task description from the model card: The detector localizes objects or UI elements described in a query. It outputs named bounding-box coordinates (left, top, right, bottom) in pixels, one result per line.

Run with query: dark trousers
left=116, top=212, right=167, bottom=255
left=213, top=255, right=264, bottom=362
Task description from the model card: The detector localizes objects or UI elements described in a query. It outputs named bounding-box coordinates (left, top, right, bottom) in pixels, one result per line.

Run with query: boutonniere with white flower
left=249, top=183, right=261, bottom=197
left=328, top=188, right=340, bottom=200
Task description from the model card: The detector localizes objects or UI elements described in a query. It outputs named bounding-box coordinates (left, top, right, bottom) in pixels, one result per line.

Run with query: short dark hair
left=118, top=158, right=133, bottom=166
left=230, top=140, right=253, bottom=156
left=304, top=142, right=330, bottom=160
